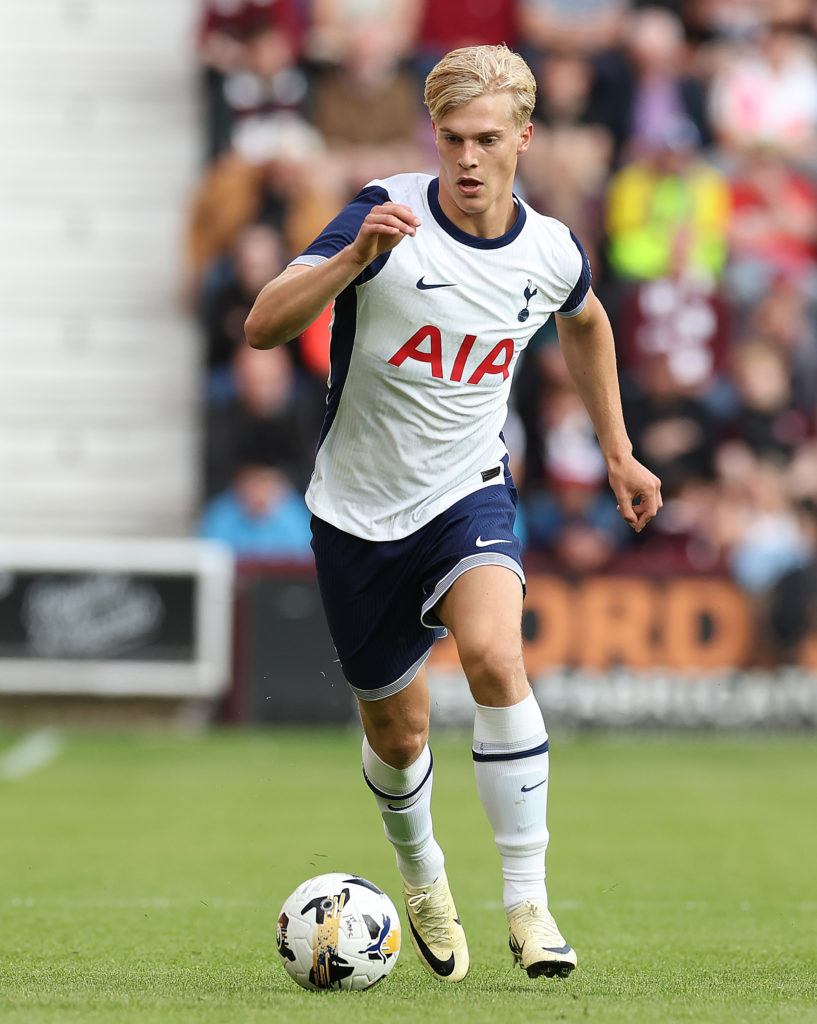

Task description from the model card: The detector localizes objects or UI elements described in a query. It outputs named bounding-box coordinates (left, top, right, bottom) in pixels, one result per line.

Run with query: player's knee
left=378, top=730, right=426, bottom=769
left=459, top=641, right=525, bottom=703
left=459, top=636, right=520, bottom=681
left=364, top=715, right=427, bottom=769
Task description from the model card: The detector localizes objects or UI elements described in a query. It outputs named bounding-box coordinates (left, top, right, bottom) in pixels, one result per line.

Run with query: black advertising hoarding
left=226, top=564, right=355, bottom=725
left=0, top=570, right=195, bottom=662
left=226, top=566, right=817, bottom=728
left=0, top=539, right=234, bottom=698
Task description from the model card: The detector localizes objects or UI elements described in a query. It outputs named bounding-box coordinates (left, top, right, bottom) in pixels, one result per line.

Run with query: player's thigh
left=311, top=515, right=440, bottom=700
left=436, top=562, right=524, bottom=645
left=435, top=564, right=528, bottom=704
left=357, top=666, right=431, bottom=767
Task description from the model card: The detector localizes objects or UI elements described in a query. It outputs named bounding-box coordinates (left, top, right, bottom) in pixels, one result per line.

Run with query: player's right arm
left=245, top=202, right=420, bottom=350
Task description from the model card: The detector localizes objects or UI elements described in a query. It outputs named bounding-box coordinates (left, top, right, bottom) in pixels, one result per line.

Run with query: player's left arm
left=555, top=288, right=663, bottom=532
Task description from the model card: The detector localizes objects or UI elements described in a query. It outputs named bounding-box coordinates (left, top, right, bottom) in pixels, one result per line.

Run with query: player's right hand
left=350, top=203, right=421, bottom=267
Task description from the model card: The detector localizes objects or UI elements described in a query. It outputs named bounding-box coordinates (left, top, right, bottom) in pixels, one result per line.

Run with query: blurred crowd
left=188, top=0, right=817, bottom=662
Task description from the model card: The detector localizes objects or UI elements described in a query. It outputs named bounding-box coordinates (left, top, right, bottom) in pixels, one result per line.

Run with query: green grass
left=1, top=726, right=816, bottom=1023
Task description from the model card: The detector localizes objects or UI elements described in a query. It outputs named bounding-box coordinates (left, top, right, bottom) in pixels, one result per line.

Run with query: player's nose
left=458, top=143, right=478, bottom=167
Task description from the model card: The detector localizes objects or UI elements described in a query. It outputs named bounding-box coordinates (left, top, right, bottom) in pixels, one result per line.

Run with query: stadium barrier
left=0, top=539, right=234, bottom=699
left=225, top=562, right=354, bottom=725
left=227, top=565, right=817, bottom=728
left=3, top=553, right=814, bottom=728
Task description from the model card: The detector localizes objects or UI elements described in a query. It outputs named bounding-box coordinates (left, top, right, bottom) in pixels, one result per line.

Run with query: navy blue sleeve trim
left=558, top=230, right=592, bottom=314
left=358, top=250, right=391, bottom=283
left=295, top=184, right=391, bottom=284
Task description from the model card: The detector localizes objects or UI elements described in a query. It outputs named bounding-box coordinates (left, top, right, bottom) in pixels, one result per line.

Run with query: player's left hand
left=607, top=455, right=663, bottom=533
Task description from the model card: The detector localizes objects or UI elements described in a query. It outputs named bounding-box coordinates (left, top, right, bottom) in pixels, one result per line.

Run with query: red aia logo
left=389, top=326, right=514, bottom=384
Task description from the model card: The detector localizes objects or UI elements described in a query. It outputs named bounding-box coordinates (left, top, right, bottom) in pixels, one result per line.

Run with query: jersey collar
left=427, top=177, right=526, bottom=249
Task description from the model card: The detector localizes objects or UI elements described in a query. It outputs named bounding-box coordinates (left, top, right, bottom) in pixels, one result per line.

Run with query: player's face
left=433, top=92, right=532, bottom=238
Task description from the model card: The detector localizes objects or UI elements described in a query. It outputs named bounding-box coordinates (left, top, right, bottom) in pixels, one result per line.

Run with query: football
left=276, top=872, right=401, bottom=991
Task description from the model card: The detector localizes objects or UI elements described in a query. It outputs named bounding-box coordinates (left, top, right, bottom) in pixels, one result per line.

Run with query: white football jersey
left=291, top=172, right=591, bottom=541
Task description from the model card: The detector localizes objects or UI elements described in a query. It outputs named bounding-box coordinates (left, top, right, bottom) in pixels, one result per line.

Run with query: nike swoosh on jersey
left=416, top=276, right=457, bottom=290
left=475, top=536, right=513, bottom=547
left=521, top=779, right=547, bottom=792
left=407, top=916, right=458, bottom=977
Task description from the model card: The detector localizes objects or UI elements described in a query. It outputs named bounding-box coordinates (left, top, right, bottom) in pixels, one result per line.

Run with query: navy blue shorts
left=310, top=474, right=525, bottom=701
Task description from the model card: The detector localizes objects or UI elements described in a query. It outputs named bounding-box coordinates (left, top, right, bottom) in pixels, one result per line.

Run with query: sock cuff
left=362, top=738, right=433, bottom=800
left=472, top=737, right=549, bottom=762
left=473, top=691, right=548, bottom=761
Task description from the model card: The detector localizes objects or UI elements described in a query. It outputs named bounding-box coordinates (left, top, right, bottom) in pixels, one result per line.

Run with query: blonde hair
left=424, top=44, right=536, bottom=133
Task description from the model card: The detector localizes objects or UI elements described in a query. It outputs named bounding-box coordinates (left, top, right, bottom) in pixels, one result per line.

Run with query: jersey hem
left=305, top=460, right=507, bottom=542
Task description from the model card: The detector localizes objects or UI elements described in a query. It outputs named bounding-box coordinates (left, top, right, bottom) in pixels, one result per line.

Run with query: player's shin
left=472, top=691, right=550, bottom=912
left=361, top=737, right=444, bottom=887
left=363, top=737, right=469, bottom=981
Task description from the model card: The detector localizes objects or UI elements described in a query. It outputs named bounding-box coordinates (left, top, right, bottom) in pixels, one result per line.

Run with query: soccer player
left=245, top=44, right=662, bottom=982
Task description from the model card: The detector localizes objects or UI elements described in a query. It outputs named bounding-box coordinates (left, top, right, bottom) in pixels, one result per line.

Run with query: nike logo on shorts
left=416, top=276, right=456, bottom=290
left=475, top=536, right=513, bottom=547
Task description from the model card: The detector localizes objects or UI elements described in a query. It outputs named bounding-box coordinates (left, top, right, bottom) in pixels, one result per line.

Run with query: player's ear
left=517, top=121, right=533, bottom=155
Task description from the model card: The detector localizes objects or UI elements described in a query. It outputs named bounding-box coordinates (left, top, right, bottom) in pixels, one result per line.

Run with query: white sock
left=362, top=737, right=445, bottom=888
left=473, top=691, right=550, bottom=913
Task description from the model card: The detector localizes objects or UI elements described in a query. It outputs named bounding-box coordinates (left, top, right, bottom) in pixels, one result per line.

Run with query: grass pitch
left=1, top=725, right=815, bottom=1023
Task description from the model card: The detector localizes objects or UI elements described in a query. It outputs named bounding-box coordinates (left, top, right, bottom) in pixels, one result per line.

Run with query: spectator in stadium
left=304, top=0, right=421, bottom=66
left=244, top=44, right=661, bottom=986
left=523, top=383, right=631, bottom=569
left=530, top=47, right=602, bottom=130
left=310, top=17, right=430, bottom=196
left=513, top=333, right=610, bottom=496
left=708, top=17, right=817, bottom=165
left=604, top=116, right=730, bottom=282
left=768, top=498, right=817, bottom=664
left=196, top=0, right=305, bottom=161
left=712, top=447, right=813, bottom=660
left=201, top=223, right=288, bottom=399
left=642, top=472, right=725, bottom=571
left=613, top=267, right=733, bottom=410
left=184, top=112, right=338, bottom=301
left=518, top=0, right=627, bottom=60
left=724, top=144, right=817, bottom=307
left=623, top=351, right=717, bottom=497
left=519, top=50, right=613, bottom=262
left=682, top=0, right=766, bottom=45
left=590, top=6, right=712, bottom=165
left=205, top=342, right=323, bottom=499
left=526, top=475, right=631, bottom=572
left=220, top=10, right=309, bottom=128
left=748, top=278, right=817, bottom=415
left=198, top=454, right=313, bottom=559
left=411, top=0, right=520, bottom=80
left=724, top=337, right=811, bottom=461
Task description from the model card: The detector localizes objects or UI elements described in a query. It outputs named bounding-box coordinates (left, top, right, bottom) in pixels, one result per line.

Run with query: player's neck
left=437, top=188, right=519, bottom=239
